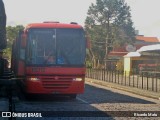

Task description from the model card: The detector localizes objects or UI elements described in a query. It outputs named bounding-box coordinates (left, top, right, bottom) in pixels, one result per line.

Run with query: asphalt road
left=0, top=80, right=160, bottom=120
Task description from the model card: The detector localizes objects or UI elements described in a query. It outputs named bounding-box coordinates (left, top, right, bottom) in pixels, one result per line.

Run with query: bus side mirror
left=86, top=37, right=91, bottom=49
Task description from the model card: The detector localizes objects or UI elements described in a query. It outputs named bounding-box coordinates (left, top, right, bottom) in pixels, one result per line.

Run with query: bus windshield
left=26, top=28, right=86, bottom=66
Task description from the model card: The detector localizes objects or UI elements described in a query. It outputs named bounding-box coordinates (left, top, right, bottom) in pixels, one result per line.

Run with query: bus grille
left=41, top=77, right=72, bottom=89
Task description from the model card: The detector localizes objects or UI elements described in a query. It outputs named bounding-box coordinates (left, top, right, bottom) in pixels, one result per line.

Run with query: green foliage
left=85, top=0, right=136, bottom=66
left=5, top=25, right=24, bottom=60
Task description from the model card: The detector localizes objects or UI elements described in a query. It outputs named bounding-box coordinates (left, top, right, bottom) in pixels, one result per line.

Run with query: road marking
left=76, top=97, right=89, bottom=104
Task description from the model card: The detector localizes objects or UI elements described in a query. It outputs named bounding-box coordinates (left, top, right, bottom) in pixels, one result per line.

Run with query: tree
left=85, top=0, right=135, bottom=68
left=4, top=25, right=24, bottom=60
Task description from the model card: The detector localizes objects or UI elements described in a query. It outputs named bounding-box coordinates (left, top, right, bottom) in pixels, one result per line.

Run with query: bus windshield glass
left=27, top=28, right=86, bottom=66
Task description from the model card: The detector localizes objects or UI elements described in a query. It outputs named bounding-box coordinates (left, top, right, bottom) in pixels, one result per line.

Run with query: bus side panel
left=17, top=61, right=25, bottom=76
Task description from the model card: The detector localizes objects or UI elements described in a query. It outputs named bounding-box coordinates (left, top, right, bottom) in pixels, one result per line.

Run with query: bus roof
left=25, top=22, right=83, bottom=30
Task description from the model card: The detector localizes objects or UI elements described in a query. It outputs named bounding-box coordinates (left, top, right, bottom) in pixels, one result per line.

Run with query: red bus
left=12, top=22, right=87, bottom=98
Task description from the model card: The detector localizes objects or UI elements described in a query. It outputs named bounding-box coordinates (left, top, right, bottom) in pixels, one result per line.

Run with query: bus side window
left=20, top=49, right=25, bottom=60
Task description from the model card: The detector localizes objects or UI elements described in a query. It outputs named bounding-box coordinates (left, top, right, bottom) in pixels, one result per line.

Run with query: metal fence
left=86, top=68, right=160, bottom=92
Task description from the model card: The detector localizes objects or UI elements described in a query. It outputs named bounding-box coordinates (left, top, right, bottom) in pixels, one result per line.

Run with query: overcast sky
left=3, top=0, right=160, bottom=38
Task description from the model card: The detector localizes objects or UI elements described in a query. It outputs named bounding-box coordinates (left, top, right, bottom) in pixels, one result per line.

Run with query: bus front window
left=27, top=29, right=56, bottom=65
left=27, top=28, right=86, bottom=66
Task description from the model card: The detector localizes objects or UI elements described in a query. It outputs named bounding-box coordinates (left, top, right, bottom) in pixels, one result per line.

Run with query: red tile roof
left=109, top=52, right=128, bottom=56
left=108, top=36, right=160, bottom=58
left=136, top=36, right=159, bottom=42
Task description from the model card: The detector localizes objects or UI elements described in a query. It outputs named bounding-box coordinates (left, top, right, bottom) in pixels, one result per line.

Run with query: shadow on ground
left=78, top=84, right=155, bottom=104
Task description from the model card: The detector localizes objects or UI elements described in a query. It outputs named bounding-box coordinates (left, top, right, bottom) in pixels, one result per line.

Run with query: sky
left=127, top=0, right=160, bottom=38
left=3, top=0, right=160, bottom=38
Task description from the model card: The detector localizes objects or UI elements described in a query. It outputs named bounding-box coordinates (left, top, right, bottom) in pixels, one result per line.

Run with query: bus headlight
left=28, top=77, right=40, bottom=81
left=73, top=78, right=83, bottom=81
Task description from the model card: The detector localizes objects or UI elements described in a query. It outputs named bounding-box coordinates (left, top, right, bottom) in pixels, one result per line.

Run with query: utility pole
left=104, top=11, right=110, bottom=69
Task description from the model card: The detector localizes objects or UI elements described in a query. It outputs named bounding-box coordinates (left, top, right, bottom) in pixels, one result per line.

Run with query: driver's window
left=37, top=39, right=45, bottom=57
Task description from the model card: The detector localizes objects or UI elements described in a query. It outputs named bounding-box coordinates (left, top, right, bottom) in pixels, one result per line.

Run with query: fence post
left=98, top=69, right=100, bottom=80
left=91, top=69, right=93, bottom=79
left=109, top=70, right=111, bottom=82
left=142, top=72, right=144, bottom=89
left=152, top=76, right=154, bottom=91
left=147, top=74, right=148, bottom=90
left=137, top=74, right=139, bottom=88
left=94, top=69, right=95, bottom=79
left=121, top=71, right=123, bottom=85
left=129, top=72, right=130, bottom=86
left=125, top=71, right=126, bottom=86
left=107, top=70, right=109, bottom=82
left=101, top=69, right=102, bottom=80
left=111, top=70, right=113, bottom=82
left=88, top=68, right=90, bottom=78
left=114, top=70, right=116, bottom=83
left=89, top=68, right=92, bottom=78
left=118, top=70, right=119, bottom=84
left=133, top=71, right=134, bottom=87
left=96, top=69, right=98, bottom=79
left=86, top=68, right=88, bottom=78
left=99, top=69, right=100, bottom=80
left=97, top=69, right=99, bottom=80
left=95, top=69, right=97, bottom=79
left=102, top=69, right=103, bottom=81
left=156, top=74, right=158, bottom=92
left=104, top=69, right=106, bottom=82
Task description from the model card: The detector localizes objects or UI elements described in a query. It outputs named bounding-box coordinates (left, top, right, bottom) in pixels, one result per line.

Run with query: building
left=108, top=35, right=160, bottom=70
left=124, top=44, right=160, bottom=75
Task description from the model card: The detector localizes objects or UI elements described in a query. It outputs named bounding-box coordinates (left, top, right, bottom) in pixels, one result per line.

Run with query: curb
left=86, top=78, right=160, bottom=100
